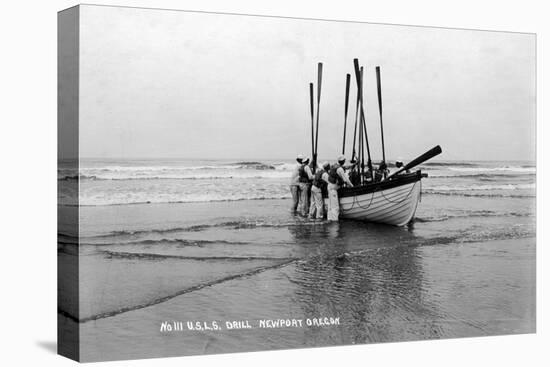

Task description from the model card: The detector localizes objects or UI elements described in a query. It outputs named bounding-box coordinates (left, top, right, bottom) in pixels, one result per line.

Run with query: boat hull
left=324, top=171, right=423, bottom=226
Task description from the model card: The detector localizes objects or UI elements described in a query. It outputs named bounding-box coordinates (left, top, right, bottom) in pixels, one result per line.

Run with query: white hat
left=302, top=156, right=310, bottom=164
left=337, top=155, right=346, bottom=163
left=322, top=161, right=330, bottom=169
left=396, top=157, right=403, bottom=163
left=296, top=154, right=304, bottom=163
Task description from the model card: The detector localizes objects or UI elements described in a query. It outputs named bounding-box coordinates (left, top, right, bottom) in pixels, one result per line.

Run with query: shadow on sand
left=36, top=340, right=57, bottom=354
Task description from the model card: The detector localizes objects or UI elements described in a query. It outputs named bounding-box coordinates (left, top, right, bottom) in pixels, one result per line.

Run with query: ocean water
left=58, top=159, right=536, bottom=361
left=58, top=158, right=535, bottom=206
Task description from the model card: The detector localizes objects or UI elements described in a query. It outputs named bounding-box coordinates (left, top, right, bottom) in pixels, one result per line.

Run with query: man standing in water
left=327, top=156, right=354, bottom=221
left=289, top=154, right=304, bottom=214
left=309, top=161, right=330, bottom=219
left=298, top=157, right=314, bottom=216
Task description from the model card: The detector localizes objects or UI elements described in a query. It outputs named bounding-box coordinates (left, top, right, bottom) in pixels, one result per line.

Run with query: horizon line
left=71, top=157, right=536, bottom=163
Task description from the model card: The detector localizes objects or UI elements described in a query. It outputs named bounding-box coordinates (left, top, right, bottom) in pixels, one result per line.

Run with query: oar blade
left=309, top=82, right=315, bottom=158
left=387, top=145, right=442, bottom=179
left=317, top=62, right=323, bottom=103
left=309, top=83, right=314, bottom=117
left=403, top=145, right=442, bottom=171
left=376, top=66, right=386, bottom=162
left=376, top=66, right=382, bottom=114
left=344, top=73, right=351, bottom=116
left=314, top=62, right=323, bottom=167
left=342, top=73, right=351, bottom=155
left=353, top=58, right=362, bottom=98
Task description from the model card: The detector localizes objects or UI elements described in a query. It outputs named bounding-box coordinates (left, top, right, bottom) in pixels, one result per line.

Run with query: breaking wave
left=414, top=210, right=533, bottom=223
left=80, top=238, right=252, bottom=247
left=423, top=191, right=534, bottom=198
left=421, top=161, right=480, bottom=167
left=60, top=258, right=297, bottom=323
left=78, top=195, right=291, bottom=207
left=81, top=219, right=319, bottom=239
left=447, top=166, right=535, bottom=174
left=429, top=172, right=535, bottom=179
left=58, top=161, right=296, bottom=181
left=58, top=159, right=537, bottom=206
left=426, top=183, right=535, bottom=192
left=100, top=250, right=294, bottom=262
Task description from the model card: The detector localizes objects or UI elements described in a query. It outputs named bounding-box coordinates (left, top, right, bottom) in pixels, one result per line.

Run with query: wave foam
left=427, top=183, right=535, bottom=192
left=447, top=166, right=535, bottom=174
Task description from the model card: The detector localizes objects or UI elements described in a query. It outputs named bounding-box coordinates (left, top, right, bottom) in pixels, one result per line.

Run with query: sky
left=77, top=5, right=536, bottom=162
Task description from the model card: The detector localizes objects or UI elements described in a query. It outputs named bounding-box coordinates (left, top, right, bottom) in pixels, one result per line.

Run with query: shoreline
left=71, top=235, right=535, bottom=361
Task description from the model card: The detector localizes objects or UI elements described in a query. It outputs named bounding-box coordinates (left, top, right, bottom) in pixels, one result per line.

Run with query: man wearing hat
left=327, top=155, right=354, bottom=221
left=309, top=161, right=331, bottom=219
left=394, top=158, right=409, bottom=174
left=297, top=157, right=314, bottom=216
left=374, top=160, right=390, bottom=182
left=289, top=154, right=304, bottom=214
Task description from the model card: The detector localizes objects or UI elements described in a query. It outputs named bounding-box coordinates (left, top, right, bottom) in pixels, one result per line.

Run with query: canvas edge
left=57, top=4, right=81, bottom=362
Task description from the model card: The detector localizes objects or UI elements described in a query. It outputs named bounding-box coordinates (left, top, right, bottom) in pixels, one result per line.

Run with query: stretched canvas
left=58, top=4, right=536, bottom=362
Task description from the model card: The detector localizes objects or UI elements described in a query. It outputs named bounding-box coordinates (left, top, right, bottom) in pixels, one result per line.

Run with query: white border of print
left=0, top=1, right=546, bottom=366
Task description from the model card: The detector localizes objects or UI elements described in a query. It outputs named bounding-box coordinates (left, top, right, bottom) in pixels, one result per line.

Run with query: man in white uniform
left=297, top=157, right=314, bottom=216
left=289, top=154, right=304, bottom=214
left=327, top=155, right=354, bottom=221
left=309, top=161, right=330, bottom=219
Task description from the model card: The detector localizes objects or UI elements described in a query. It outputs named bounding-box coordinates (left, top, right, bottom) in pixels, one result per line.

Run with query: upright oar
left=351, top=68, right=362, bottom=163
left=341, top=73, right=351, bottom=155
left=309, top=83, right=315, bottom=161
left=358, top=96, right=365, bottom=184
left=376, top=66, right=386, bottom=163
left=353, top=58, right=373, bottom=179
left=313, top=62, right=323, bottom=169
left=361, top=110, right=373, bottom=173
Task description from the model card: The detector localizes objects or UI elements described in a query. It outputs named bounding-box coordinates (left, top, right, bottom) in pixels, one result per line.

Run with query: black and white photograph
left=55, top=2, right=537, bottom=364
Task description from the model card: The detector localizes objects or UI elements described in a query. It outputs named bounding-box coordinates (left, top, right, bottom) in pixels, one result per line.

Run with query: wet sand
left=58, top=194, right=535, bottom=361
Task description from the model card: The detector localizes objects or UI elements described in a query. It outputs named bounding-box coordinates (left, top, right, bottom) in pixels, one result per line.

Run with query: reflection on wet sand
left=63, top=196, right=535, bottom=361
left=286, top=220, right=442, bottom=344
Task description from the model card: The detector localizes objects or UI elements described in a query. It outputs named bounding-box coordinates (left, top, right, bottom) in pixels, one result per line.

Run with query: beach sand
left=58, top=192, right=535, bottom=361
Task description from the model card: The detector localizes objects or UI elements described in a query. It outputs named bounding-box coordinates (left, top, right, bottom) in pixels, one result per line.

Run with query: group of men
left=290, top=154, right=407, bottom=221
left=290, top=154, right=353, bottom=221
